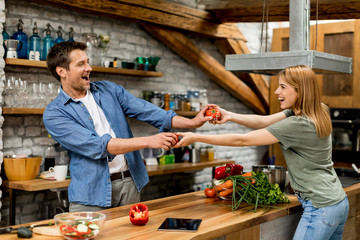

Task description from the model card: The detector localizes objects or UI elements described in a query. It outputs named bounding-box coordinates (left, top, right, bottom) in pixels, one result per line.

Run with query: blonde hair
left=278, top=65, right=332, bottom=138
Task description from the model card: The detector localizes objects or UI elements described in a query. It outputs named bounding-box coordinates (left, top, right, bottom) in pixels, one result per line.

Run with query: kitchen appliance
left=252, top=165, right=287, bottom=191
left=330, top=108, right=360, bottom=163
left=225, top=0, right=352, bottom=75
left=4, top=40, right=22, bottom=59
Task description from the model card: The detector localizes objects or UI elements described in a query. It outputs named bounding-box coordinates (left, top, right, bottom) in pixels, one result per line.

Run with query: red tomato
left=205, top=107, right=221, bottom=121
left=174, top=133, right=179, bottom=143
left=204, top=187, right=216, bottom=198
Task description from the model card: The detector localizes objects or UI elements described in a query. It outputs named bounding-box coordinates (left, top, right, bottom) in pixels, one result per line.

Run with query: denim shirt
left=43, top=81, right=176, bottom=207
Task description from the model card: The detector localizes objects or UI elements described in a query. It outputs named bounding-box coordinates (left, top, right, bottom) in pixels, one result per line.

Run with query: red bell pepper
left=214, top=166, right=229, bottom=180
left=129, top=203, right=149, bottom=225
left=225, top=163, right=243, bottom=175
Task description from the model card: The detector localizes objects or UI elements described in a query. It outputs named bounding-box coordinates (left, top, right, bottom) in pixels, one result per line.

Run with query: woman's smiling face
left=274, top=76, right=298, bottom=110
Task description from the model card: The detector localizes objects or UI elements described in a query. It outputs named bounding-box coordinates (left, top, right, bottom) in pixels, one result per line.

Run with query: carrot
left=224, top=179, right=233, bottom=188
left=218, top=188, right=233, bottom=197
left=242, top=172, right=252, bottom=177
left=241, top=172, right=255, bottom=184
left=214, top=179, right=233, bottom=191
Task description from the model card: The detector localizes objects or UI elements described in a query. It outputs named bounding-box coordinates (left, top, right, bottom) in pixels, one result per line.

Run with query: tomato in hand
left=204, top=187, right=216, bottom=198
left=174, top=133, right=179, bottom=143
left=205, top=107, right=221, bottom=121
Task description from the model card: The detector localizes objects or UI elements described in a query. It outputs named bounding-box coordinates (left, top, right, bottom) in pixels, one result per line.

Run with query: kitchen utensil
left=4, top=39, right=22, bottom=59
left=252, top=165, right=287, bottom=191
left=0, top=223, right=54, bottom=234
left=352, top=163, right=360, bottom=175
left=32, top=226, right=61, bottom=236
left=3, top=155, right=42, bottom=181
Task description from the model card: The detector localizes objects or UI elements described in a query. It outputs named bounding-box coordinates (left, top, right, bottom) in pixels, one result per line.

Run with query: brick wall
left=0, top=0, right=269, bottom=226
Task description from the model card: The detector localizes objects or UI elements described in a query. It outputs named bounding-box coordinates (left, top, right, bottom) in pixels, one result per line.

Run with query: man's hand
left=146, top=132, right=178, bottom=150
left=172, top=104, right=219, bottom=128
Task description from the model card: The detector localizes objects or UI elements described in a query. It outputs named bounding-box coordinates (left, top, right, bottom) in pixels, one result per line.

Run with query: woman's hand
left=173, top=132, right=196, bottom=147
left=209, top=107, right=231, bottom=125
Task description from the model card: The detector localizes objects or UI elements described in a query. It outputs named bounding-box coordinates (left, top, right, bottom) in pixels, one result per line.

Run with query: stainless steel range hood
left=225, top=0, right=352, bottom=75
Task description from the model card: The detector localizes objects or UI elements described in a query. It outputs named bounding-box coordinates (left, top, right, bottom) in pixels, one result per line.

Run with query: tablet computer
left=157, top=218, right=202, bottom=232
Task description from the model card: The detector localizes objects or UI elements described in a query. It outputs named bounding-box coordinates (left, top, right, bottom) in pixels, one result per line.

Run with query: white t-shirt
left=78, top=90, right=128, bottom=173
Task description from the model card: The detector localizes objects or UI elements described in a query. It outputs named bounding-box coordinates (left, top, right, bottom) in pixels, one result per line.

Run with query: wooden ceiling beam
left=141, top=23, right=267, bottom=114
left=205, top=3, right=360, bottom=23
left=214, top=39, right=269, bottom=110
left=26, top=0, right=245, bottom=40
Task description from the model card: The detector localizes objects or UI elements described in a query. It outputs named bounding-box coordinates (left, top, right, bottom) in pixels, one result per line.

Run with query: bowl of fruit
left=54, top=212, right=106, bottom=240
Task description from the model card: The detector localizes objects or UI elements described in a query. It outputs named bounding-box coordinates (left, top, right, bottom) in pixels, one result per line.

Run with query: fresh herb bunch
left=224, top=171, right=290, bottom=212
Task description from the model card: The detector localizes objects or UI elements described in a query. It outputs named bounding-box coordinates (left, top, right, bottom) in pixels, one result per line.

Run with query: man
left=43, top=41, right=213, bottom=212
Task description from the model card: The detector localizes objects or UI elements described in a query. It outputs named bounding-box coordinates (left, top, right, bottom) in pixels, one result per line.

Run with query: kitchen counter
left=2, top=159, right=233, bottom=226
left=2, top=183, right=358, bottom=240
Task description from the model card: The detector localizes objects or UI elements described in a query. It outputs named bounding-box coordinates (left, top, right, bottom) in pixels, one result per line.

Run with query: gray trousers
left=69, top=177, right=140, bottom=212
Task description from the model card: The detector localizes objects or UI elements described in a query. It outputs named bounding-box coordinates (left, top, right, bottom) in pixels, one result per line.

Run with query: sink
left=335, top=168, right=360, bottom=188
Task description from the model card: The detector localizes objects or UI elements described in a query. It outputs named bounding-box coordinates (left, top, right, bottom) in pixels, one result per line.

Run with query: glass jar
left=82, top=33, right=99, bottom=66
left=199, top=89, right=208, bottom=109
left=200, top=147, right=208, bottom=162
left=169, top=93, right=175, bottom=110
left=206, top=146, right=215, bottom=161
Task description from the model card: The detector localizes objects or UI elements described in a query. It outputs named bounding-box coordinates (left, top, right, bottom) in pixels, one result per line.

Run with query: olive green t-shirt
left=266, top=109, right=345, bottom=208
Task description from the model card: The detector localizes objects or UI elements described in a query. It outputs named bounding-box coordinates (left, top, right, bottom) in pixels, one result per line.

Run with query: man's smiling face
left=60, top=49, right=92, bottom=99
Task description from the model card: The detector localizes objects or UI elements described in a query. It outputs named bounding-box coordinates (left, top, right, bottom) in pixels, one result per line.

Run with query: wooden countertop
left=1, top=183, right=359, bottom=240
left=2, top=159, right=233, bottom=191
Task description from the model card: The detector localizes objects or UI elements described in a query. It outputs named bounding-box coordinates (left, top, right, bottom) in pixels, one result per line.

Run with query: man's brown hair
left=46, top=41, right=87, bottom=81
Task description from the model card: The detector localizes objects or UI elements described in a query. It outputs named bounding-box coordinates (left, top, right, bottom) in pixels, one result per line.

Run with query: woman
left=175, top=65, right=349, bottom=240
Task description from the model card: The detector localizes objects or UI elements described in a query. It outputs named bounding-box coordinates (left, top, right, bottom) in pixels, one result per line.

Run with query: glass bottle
left=44, top=136, right=56, bottom=171
left=55, top=26, right=65, bottom=44
left=67, top=27, right=75, bottom=42
left=28, top=22, right=41, bottom=61
left=42, top=23, right=54, bottom=60
left=2, top=23, right=9, bottom=58
left=164, top=93, right=170, bottom=111
left=12, top=19, right=28, bottom=59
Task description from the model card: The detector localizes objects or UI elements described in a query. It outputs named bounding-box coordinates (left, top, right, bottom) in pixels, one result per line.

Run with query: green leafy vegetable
left=225, top=171, right=290, bottom=212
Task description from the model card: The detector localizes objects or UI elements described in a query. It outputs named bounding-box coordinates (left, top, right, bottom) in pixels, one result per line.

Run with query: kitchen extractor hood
left=225, top=0, right=352, bottom=75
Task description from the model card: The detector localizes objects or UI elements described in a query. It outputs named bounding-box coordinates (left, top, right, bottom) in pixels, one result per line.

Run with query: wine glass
left=4, top=77, right=15, bottom=107
left=17, top=78, right=28, bottom=107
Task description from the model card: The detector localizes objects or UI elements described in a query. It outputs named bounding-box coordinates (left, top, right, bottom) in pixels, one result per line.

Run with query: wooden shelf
left=175, top=111, right=199, bottom=117
left=2, top=108, right=45, bottom=115
left=2, top=108, right=198, bottom=117
left=5, top=58, right=163, bottom=77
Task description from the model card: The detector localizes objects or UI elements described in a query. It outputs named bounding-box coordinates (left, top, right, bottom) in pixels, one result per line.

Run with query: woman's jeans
left=293, top=194, right=349, bottom=240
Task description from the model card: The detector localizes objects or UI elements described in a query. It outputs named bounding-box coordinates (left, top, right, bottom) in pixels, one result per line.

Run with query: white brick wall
left=0, top=0, right=270, bottom=226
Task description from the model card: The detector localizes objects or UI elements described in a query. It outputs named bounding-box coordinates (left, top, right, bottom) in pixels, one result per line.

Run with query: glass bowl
left=213, top=179, right=233, bottom=200
left=54, top=212, right=106, bottom=240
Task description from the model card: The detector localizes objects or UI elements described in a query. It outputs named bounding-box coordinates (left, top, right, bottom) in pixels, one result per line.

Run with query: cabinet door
left=269, top=20, right=360, bottom=167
